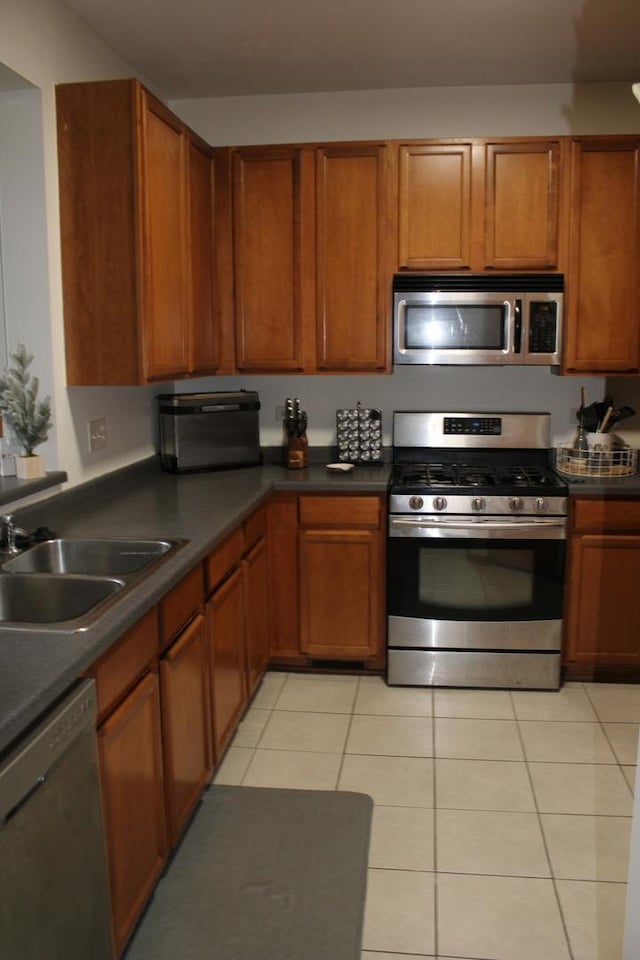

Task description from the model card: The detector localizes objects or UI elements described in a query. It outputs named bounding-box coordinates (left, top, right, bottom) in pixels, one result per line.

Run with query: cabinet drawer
left=206, top=527, right=243, bottom=594
left=244, top=504, right=267, bottom=551
left=299, top=496, right=381, bottom=528
left=573, top=498, right=640, bottom=533
left=91, top=607, right=159, bottom=721
left=160, top=564, right=204, bottom=648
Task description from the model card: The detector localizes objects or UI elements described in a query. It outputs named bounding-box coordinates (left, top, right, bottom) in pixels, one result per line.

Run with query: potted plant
left=0, top=344, right=52, bottom=479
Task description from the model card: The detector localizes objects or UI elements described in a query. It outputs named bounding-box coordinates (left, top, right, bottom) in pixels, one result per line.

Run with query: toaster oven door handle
left=389, top=517, right=566, bottom=539
left=201, top=404, right=242, bottom=412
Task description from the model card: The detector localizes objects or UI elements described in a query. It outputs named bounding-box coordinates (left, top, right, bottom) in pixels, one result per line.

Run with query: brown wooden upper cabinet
left=232, top=147, right=313, bottom=372
left=397, top=138, right=562, bottom=272
left=563, top=136, right=640, bottom=374
left=56, top=79, right=218, bottom=385
left=230, top=142, right=392, bottom=373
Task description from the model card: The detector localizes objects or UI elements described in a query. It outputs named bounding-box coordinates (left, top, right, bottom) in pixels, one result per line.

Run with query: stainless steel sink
left=0, top=537, right=186, bottom=631
left=2, top=538, right=178, bottom=577
left=0, top=573, right=124, bottom=627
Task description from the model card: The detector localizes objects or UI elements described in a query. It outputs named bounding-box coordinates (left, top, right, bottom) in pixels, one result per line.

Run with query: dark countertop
left=0, top=458, right=390, bottom=755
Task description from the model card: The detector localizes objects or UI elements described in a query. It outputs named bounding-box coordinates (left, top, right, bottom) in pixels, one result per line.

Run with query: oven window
left=387, top=537, right=565, bottom=622
left=404, top=304, right=506, bottom=351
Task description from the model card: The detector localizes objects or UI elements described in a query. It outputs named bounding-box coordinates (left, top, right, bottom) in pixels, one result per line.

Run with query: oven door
left=387, top=516, right=566, bottom=688
left=388, top=515, right=565, bottom=646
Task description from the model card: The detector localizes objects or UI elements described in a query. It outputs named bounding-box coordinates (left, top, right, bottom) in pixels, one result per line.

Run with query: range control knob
left=535, top=497, right=549, bottom=513
left=433, top=496, right=448, bottom=512
left=471, top=497, right=486, bottom=512
left=509, top=497, right=524, bottom=512
left=408, top=496, right=424, bottom=511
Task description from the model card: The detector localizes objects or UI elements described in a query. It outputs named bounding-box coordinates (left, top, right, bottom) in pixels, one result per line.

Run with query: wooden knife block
left=285, top=435, right=309, bottom=469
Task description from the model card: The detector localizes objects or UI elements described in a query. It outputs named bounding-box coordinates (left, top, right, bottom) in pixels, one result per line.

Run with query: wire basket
left=554, top=445, right=637, bottom=478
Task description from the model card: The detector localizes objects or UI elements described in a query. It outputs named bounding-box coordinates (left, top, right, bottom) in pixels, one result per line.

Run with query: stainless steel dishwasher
left=0, top=678, right=114, bottom=959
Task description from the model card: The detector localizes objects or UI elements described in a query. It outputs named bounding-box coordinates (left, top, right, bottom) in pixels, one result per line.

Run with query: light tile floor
left=213, top=672, right=638, bottom=960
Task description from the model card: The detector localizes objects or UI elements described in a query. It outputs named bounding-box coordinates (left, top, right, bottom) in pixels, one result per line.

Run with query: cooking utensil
left=597, top=406, right=614, bottom=433
left=574, top=387, right=589, bottom=455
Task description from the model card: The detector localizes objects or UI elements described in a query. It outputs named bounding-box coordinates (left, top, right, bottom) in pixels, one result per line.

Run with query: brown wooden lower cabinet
left=98, top=671, right=167, bottom=955
left=160, top=612, right=212, bottom=845
left=268, top=493, right=386, bottom=665
left=244, top=535, right=270, bottom=696
left=299, top=526, right=383, bottom=658
left=207, top=566, right=247, bottom=760
left=564, top=498, right=640, bottom=680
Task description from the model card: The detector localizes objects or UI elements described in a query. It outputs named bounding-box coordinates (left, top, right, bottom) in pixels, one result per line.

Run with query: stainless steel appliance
left=0, top=679, right=114, bottom=959
left=158, top=390, right=261, bottom=473
left=387, top=412, right=567, bottom=689
left=393, top=274, right=563, bottom=366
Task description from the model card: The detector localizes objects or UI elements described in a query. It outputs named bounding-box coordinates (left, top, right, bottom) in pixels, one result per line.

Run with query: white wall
left=0, top=0, right=158, bottom=493
left=172, top=81, right=640, bottom=145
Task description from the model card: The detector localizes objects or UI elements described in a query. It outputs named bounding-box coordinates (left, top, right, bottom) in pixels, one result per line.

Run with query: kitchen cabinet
left=205, top=505, right=270, bottom=758
left=91, top=564, right=209, bottom=954
left=231, top=147, right=314, bottom=371
left=188, top=132, right=219, bottom=375
left=314, top=143, right=392, bottom=371
left=298, top=495, right=385, bottom=662
left=396, top=138, right=563, bottom=272
left=243, top=507, right=270, bottom=696
left=56, top=79, right=218, bottom=385
left=207, top=566, right=247, bottom=760
left=230, top=141, right=392, bottom=373
left=563, top=136, right=640, bottom=374
left=267, top=493, right=301, bottom=660
left=159, top=567, right=210, bottom=846
left=92, top=609, right=166, bottom=955
left=564, top=498, right=640, bottom=679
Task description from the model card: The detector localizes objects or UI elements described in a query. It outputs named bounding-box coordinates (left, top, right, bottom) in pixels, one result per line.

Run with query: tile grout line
left=509, top=686, right=576, bottom=960
left=582, top=682, right=637, bottom=798
left=430, top=689, right=440, bottom=960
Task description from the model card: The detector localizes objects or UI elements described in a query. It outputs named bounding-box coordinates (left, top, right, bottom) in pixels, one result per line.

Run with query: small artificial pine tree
left=0, top=344, right=52, bottom=456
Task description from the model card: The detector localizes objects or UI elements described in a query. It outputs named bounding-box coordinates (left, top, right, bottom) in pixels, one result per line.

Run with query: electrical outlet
left=88, top=417, right=107, bottom=452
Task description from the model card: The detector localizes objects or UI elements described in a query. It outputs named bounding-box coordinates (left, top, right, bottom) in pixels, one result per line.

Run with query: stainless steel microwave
left=393, top=274, right=563, bottom=366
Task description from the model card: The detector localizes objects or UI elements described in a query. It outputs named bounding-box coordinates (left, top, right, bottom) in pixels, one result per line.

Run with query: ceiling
left=60, top=0, right=640, bottom=100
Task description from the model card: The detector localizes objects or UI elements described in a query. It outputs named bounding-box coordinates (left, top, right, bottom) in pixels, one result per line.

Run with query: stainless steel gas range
left=386, top=411, right=567, bottom=690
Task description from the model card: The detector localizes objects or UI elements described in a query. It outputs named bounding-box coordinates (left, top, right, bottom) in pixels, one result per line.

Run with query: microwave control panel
left=529, top=302, right=558, bottom=354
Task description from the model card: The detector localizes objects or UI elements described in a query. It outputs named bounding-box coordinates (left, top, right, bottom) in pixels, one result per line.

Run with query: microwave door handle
left=513, top=299, right=523, bottom=354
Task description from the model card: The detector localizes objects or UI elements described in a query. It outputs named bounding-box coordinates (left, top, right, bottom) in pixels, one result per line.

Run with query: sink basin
left=0, top=573, right=124, bottom=627
left=2, top=538, right=178, bottom=577
left=0, top=537, right=187, bottom=631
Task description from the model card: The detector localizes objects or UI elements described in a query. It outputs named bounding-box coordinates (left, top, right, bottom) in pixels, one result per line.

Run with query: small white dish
left=325, top=462, right=354, bottom=473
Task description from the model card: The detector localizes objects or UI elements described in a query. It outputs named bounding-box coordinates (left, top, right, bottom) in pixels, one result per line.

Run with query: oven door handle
left=389, top=517, right=566, bottom=539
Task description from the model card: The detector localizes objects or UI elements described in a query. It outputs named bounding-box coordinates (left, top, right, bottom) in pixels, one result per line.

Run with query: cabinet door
left=315, top=143, right=391, bottom=371
left=188, top=134, right=218, bottom=375
left=299, top=527, right=383, bottom=658
left=267, top=494, right=300, bottom=659
left=139, top=90, right=190, bottom=381
left=207, top=567, right=247, bottom=760
left=56, top=80, right=143, bottom=385
left=565, top=533, right=640, bottom=669
left=564, top=137, right=640, bottom=373
left=244, top=536, right=270, bottom=696
left=160, top=613, right=211, bottom=845
left=232, top=147, right=313, bottom=371
left=98, top=671, right=167, bottom=955
left=398, top=142, right=473, bottom=270
left=484, top=140, right=561, bottom=269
